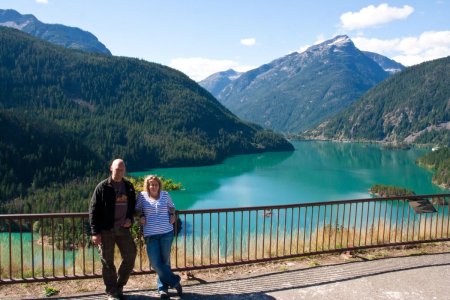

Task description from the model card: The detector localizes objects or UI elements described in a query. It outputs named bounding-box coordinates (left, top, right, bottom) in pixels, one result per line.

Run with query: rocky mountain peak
left=209, top=69, right=241, bottom=80
left=305, top=35, right=356, bottom=55
left=201, top=35, right=391, bottom=133
left=0, top=9, right=111, bottom=55
left=0, top=9, right=37, bottom=29
left=199, top=69, right=243, bottom=95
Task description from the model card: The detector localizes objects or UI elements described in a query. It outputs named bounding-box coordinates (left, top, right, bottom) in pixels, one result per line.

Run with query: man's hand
left=92, top=234, right=101, bottom=245
left=139, top=216, right=146, bottom=225
left=169, top=214, right=176, bottom=224
left=122, top=218, right=132, bottom=228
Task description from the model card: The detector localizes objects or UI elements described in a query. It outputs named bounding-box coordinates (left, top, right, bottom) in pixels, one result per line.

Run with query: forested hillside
left=303, top=55, right=450, bottom=143
left=0, top=27, right=293, bottom=212
left=0, top=110, right=101, bottom=201
left=417, top=148, right=450, bottom=189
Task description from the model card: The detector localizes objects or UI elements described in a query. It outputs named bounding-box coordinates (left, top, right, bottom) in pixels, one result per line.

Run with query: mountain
left=199, top=69, right=242, bottom=96
left=201, top=35, right=391, bottom=133
left=303, top=55, right=450, bottom=143
left=0, top=9, right=111, bottom=55
left=362, top=51, right=405, bottom=74
left=0, top=26, right=293, bottom=206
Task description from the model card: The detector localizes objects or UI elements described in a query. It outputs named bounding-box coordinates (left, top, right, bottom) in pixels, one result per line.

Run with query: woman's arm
left=166, top=192, right=176, bottom=224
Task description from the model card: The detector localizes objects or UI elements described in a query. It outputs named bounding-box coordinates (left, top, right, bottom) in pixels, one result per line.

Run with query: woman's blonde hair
left=144, top=175, right=162, bottom=198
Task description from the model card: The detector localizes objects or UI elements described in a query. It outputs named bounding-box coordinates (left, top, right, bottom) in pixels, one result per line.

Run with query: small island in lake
left=369, top=184, right=415, bottom=197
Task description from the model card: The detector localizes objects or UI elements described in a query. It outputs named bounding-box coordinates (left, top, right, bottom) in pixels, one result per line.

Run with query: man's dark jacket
left=89, top=177, right=136, bottom=235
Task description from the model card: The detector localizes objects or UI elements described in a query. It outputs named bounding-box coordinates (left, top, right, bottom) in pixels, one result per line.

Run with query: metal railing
left=1, top=194, right=450, bottom=284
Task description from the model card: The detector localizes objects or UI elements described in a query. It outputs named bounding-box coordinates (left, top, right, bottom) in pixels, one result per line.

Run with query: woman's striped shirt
left=135, top=191, right=175, bottom=237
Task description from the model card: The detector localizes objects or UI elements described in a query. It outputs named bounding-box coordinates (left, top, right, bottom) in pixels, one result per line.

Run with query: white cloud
left=240, top=38, right=256, bottom=46
left=36, top=0, right=49, bottom=4
left=340, top=3, right=414, bottom=30
left=169, top=57, right=255, bottom=81
left=352, top=31, right=450, bottom=66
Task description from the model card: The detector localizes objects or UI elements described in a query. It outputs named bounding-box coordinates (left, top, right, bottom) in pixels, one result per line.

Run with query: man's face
left=111, top=160, right=125, bottom=180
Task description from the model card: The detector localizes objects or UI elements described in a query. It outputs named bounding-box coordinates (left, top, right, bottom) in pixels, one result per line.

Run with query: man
left=89, top=158, right=137, bottom=300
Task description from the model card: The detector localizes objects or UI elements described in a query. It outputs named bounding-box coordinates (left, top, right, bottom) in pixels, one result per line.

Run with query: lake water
left=0, top=232, right=97, bottom=277
left=132, top=141, right=445, bottom=210
left=2, top=141, right=447, bottom=276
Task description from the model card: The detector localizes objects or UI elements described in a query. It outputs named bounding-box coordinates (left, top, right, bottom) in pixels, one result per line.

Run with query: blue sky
left=1, top=0, right=449, bottom=81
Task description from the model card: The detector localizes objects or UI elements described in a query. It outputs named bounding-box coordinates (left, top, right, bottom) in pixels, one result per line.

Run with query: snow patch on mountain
left=385, top=68, right=403, bottom=74
left=0, top=20, right=29, bottom=30
left=327, top=35, right=350, bottom=46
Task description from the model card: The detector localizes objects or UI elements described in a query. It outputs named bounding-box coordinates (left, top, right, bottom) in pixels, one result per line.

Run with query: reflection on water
left=130, top=141, right=445, bottom=210
left=132, top=150, right=294, bottom=209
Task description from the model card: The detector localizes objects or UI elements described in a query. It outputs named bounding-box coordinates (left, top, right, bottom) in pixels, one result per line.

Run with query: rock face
left=0, top=9, right=111, bottom=55
left=200, top=35, right=395, bottom=133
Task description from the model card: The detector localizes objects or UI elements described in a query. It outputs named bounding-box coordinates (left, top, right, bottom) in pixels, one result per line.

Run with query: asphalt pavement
left=19, top=252, right=450, bottom=300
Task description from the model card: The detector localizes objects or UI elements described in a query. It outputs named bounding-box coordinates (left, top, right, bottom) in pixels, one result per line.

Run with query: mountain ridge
left=0, top=8, right=111, bottom=55
left=200, top=35, right=393, bottom=133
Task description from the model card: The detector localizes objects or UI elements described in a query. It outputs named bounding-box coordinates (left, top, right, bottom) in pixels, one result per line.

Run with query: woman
left=135, top=175, right=182, bottom=298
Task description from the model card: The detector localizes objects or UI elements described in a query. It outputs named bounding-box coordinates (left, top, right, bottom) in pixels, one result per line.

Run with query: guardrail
left=1, top=194, right=449, bottom=284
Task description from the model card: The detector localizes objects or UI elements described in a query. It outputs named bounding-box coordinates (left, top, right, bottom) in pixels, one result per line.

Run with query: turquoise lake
left=131, top=141, right=446, bottom=210
left=2, top=141, right=448, bottom=273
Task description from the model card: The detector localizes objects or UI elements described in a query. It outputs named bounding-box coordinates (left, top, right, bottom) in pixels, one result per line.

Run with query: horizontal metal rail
left=1, top=194, right=449, bottom=284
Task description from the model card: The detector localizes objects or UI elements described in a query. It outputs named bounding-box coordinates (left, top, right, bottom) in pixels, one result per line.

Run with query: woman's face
left=148, top=179, right=160, bottom=197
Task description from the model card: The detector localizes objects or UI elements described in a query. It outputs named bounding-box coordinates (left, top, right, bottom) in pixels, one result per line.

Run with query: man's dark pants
left=98, top=227, right=137, bottom=296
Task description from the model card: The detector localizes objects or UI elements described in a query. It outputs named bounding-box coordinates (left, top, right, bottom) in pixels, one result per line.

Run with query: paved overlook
left=11, top=250, right=450, bottom=300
